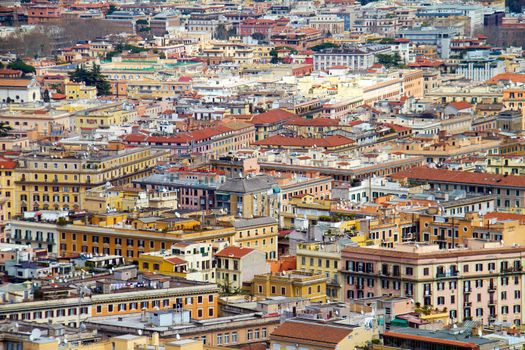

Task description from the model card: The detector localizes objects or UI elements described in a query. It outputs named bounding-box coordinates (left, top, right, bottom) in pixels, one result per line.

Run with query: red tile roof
left=485, top=212, right=525, bottom=224
left=253, top=135, right=354, bottom=148
left=251, top=109, right=297, bottom=125
left=448, top=101, right=472, bottom=110
left=215, top=246, right=255, bottom=259
left=285, top=117, right=340, bottom=127
left=390, top=166, right=525, bottom=188
left=271, top=320, right=353, bottom=346
left=382, top=331, right=478, bottom=349
left=487, top=73, right=525, bottom=84
left=122, top=125, right=234, bottom=144
left=165, top=256, right=186, bottom=265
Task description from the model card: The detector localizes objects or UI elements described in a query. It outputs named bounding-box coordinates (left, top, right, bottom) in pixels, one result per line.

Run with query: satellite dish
left=176, top=334, right=181, bottom=340
left=137, top=329, right=143, bottom=336
left=30, top=328, right=42, bottom=341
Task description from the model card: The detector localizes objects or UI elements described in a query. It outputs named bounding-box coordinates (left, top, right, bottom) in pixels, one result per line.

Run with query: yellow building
left=296, top=242, right=343, bottom=302
left=75, top=106, right=135, bottom=131
left=252, top=271, right=327, bottom=303
left=14, top=146, right=169, bottom=214
left=138, top=252, right=187, bottom=278
left=85, top=185, right=178, bottom=214
left=234, top=217, right=279, bottom=259
left=65, top=81, right=98, bottom=100
left=486, top=155, right=525, bottom=175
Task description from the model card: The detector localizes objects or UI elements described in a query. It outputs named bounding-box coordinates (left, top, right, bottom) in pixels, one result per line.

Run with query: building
left=270, top=319, right=373, bottom=350
left=216, top=175, right=280, bottom=220
left=13, top=147, right=168, bottom=214
left=397, top=28, right=458, bottom=59
left=252, top=271, right=327, bottom=303
left=342, top=240, right=525, bottom=325
left=391, top=166, right=525, bottom=210
left=381, top=327, right=503, bottom=350
left=138, top=242, right=215, bottom=282
left=0, top=278, right=219, bottom=327
left=234, top=217, right=279, bottom=259
left=215, top=246, right=269, bottom=291
left=0, top=78, right=41, bottom=103
left=296, top=242, right=343, bottom=302
left=313, top=45, right=391, bottom=71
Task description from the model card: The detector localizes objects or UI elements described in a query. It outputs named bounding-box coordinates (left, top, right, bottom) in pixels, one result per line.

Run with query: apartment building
left=418, top=212, right=525, bottom=249
left=252, top=271, right=327, bottom=303
left=392, top=166, right=525, bottom=210
left=215, top=246, right=269, bottom=291
left=296, top=242, right=343, bottom=302
left=13, top=147, right=168, bottom=214
left=313, top=45, right=391, bottom=71
left=234, top=217, right=279, bottom=259
left=0, top=280, right=219, bottom=327
left=216, top=174, right=280, bottom=220
left=342, top=240, right=525, bottom=325
left=138, top=242, right=215, bottom=282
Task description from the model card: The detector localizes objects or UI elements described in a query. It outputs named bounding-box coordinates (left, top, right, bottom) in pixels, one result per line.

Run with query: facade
left=342, top=241, right=525, bottom=325
left=216, top=175, right=280, bottom=220
left=313, top=45, right=391, bottom=71
left=13, top=147, right=168, bottom=214
left=215, top=246, right=269, bottom=291
left=0, top=78, right=41, bottom=103
left=296, top=242, right=343, bottom=302
left=252, top=271, right=327, bottom=303
left=0, top=281, right=219, bottom=327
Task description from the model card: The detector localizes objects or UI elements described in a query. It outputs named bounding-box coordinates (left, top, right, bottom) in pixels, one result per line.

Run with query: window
left=247, top=329, right=253, bottom=340
left=217, top=334, right=222, bottom=345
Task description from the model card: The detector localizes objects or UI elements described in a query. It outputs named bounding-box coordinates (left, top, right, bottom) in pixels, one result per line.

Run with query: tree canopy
left=375, top=53, right=403, bottom=68
left=7, top=59, right=36, bottom=75
left=311, top=42, right=340, bottom=51
left=69, top=62, right=111, bottom=96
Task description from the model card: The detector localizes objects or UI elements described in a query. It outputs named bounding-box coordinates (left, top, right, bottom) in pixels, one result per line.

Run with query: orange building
left=27, top=5, right=62, bottom=24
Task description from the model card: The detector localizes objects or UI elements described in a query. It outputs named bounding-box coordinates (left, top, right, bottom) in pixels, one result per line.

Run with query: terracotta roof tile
left=390, top=166, right=525, bottom=188
left=271, top=320, right=353, bottom=346
left=254, top=135, right=354, bottom=148
left=251, top=109, right=297, bottom=125
left=215, top=246, right=255, bottom=259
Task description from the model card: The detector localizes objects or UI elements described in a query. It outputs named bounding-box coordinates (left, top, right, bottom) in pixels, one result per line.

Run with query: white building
left=0, top=78, right=41, bottom=104
left=332, top=177, right=410, bottom=203
left=313, top=45, right=391, bottom=71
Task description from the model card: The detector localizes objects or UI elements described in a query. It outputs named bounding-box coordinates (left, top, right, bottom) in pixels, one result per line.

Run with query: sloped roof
left=271, top=320, right=353, bottom=347
left=215, top=246, right=255, bottom=259
left=218, top=174, right=277, bottom=194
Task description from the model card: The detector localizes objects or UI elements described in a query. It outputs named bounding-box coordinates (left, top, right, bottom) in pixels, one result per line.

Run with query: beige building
left=215, top=246, right=269, bottom=291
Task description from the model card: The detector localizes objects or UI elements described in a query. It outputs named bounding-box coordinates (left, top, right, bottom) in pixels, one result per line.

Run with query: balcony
left=424, top=290, right=432, bottom=297
left=488, top=284, right=496, bottom=292
left=436, top=271, right=458, bottom=279
left=488, top=299, right=497, bottom=306
left=464, top=301, right=472, bottom=307
left=464, top=287, right=472, bottom=293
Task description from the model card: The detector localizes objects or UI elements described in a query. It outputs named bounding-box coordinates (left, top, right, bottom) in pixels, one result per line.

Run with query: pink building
left=239, top=18, right=289, bottom=40
left=342, top=240, right=525, bottom=326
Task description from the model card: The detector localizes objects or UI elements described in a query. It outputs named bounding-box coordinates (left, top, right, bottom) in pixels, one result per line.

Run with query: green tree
left=251, top=32, right=266, bottom=42
left=0, top=122, right=13, bottom=137
left=7, top=59, right=36, bottom=75
left=69, top=63, right=111, bottom=96
left=215, top=24, right=229, bottom=40
left=376, top=53, right=402, bottom=68
left=43, top=89, right=51, bottom=102
left=311, top=42, right=340, bottom=51
left=107, top=4, right=117, bottom=15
